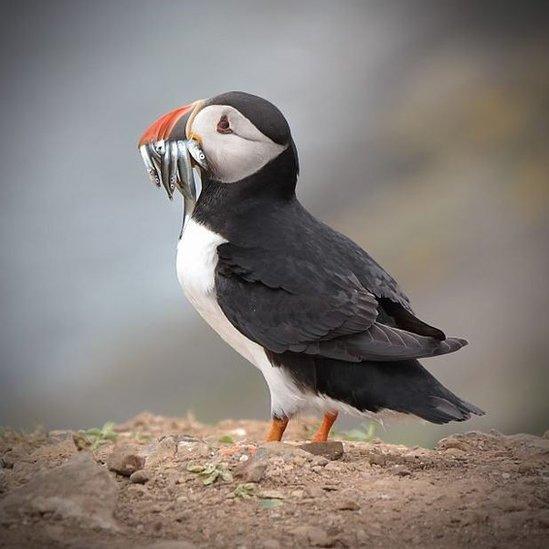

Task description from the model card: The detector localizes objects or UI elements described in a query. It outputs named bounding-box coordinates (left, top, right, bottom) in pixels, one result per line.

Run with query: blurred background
left=1, top=1, right=547, bottom=447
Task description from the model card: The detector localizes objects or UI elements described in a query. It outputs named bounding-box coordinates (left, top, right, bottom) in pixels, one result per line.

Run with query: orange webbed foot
left=265, top=416, right=289, bottom=442
left=312, top=411, right=339, bottom=442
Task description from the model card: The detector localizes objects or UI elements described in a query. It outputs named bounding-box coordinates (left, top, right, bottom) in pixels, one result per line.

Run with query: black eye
left=217, top=115, right=232, bottom=134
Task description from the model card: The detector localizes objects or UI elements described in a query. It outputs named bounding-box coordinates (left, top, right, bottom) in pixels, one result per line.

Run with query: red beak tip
left=139, top=103, right=195, bottom=147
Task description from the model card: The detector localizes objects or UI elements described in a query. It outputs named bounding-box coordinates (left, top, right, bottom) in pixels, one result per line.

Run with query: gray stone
left=129, top=469, right=151, bottom=484
left=299, top=441, right=344, bottom=461
left=106, top=444, right=146, bottom=477
left=363, top=450, right=387, bottom=467
left=436, top=435, right=470, bottom=452
left=240, top=442, right=310, bottom=482
left=245, top=461, right=267, bottom=483
left=154, top=436, right=178, bottom=457
left=0, top=452, right=119, bottom=531
left=258, top=442, right=311, bottom=459
left=391, top=465, right=412, bottom=477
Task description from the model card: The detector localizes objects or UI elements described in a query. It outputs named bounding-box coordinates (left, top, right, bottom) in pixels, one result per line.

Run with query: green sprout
left=218, top=434, right=235, bottom=444
left=234, top=483, right=256, bottom=499
left=186, top=462, right=233, bottom=485
left=74, top=421, right=118, bottom=450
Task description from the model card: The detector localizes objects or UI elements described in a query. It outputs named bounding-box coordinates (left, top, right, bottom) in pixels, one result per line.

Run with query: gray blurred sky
left=1, top=1, right=548, bottom=444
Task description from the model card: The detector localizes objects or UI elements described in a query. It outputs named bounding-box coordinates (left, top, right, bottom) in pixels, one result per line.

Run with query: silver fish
left=186, top=139, right=208, bottom=170
left=139, top=138, right=207, bottom=228
left=176, top=140, right=195, bottom=202
left=139, top=145, right=158, bottom=187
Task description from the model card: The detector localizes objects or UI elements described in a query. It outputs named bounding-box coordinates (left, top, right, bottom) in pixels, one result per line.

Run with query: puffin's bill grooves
left=138, top=138, right=206, bottom=203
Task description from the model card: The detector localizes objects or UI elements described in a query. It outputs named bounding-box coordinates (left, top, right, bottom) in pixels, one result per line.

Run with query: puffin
left=138, top=91, right=484, bottom=442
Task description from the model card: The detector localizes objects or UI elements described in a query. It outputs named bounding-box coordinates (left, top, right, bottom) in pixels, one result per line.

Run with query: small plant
left=186, top=462, right=233, bottom=485
left=75, top=421, right=118, bottom=450
left=337, top=422, right=377, bottom=442
left=234, top=483, right=256, bottom=499
left=218, top=434, right=235, bottom=444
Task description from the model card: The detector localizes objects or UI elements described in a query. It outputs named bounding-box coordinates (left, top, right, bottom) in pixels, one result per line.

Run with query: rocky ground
left=0, top=413, right=548, bottom=548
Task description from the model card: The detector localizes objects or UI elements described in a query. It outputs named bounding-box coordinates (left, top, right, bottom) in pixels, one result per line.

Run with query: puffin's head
left=138, top=91, right=298, bottom=200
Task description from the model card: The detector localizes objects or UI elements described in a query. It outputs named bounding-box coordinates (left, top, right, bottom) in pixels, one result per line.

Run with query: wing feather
left=215, top=242, right=467, bottom=362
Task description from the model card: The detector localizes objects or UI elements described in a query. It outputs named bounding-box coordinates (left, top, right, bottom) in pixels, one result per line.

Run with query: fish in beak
left=138, top=100, right=207, bottom=205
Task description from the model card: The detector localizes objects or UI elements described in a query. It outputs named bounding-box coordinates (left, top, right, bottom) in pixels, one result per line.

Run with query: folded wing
left=216, top=243, right=467, bottom=362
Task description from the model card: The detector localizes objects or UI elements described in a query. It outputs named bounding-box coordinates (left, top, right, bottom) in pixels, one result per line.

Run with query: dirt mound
left=1, top=413, right=548, bottom=548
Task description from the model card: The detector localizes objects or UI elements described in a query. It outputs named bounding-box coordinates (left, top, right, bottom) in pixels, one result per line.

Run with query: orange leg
left=265, top=417, right=289, bottom=442
left=312, top=411, right=339, bottom=442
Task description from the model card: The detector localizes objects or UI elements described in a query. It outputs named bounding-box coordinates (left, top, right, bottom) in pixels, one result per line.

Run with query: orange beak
left=138, top=99, right=207, bottom=200
left=138, top=100, right=203, bottom=147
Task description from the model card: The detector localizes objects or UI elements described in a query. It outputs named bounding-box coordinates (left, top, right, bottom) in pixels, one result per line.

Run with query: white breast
left=176, top=218, right=307, bottom=417
left=176, top=219, right=256, bottom=363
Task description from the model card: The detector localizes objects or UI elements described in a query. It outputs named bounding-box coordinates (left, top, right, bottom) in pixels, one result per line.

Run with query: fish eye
left=217, top=115, right=232, bottom=134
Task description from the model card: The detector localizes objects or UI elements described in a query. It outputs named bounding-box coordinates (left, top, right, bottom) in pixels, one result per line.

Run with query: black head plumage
left=206, top=91, right=292, bottom=146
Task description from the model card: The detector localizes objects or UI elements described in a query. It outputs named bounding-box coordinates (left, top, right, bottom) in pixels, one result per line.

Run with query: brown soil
left=1, top=413, right=548, bottom=548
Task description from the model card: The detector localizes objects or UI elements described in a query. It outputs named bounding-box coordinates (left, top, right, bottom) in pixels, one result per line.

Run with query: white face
left=189, top=105, right=286, bottom=183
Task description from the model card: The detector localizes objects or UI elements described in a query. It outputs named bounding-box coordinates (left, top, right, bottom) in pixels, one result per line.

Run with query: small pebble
left=338, top=499, right=360, bottom=511
left=129, top=470, right=150, bottom=484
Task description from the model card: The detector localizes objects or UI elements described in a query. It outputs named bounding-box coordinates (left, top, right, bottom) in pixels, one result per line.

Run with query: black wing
left=216, top=244, right=379, bottom=352
left=302, top=210, right=448, bottom=340
left=216, top=242, right=467, bottom=362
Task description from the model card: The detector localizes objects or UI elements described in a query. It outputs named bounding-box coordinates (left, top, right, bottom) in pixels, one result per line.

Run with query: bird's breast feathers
left=176, top=218, right=307, bottom=416
left=177, top=218, right=225, bottom=300
left=176, top=218, right=262, bottom=365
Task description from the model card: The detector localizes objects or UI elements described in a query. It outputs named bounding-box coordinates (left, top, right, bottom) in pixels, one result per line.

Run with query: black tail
left=314, top=358, right=485, bottom=424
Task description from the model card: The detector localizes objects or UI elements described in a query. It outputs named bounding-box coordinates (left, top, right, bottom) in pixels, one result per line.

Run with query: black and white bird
left=138, top=91, right=484, bottom=442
